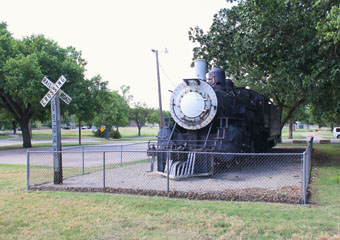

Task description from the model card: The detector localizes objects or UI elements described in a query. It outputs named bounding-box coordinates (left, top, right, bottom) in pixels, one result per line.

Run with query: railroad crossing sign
left=40, top=75, right=72, bottom=184
left=40, top=76, right=72, bottom=107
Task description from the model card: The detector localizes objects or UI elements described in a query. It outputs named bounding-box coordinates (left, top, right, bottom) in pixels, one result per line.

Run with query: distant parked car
left=333, top=127, right=340, bottom=139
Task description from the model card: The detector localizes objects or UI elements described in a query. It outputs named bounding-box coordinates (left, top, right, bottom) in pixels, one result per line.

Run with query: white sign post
left=40, top=75, right=72, bottom=184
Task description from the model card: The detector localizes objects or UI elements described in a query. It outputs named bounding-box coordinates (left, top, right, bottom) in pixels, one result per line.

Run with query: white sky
left=1, top=0, right=233, bottom=110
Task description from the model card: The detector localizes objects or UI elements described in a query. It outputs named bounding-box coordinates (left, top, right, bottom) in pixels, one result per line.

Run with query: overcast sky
left=1, top=0, right=233, bottom=110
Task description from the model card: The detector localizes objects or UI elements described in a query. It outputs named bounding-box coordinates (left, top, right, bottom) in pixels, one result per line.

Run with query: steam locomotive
left=149, top=59, right=281, bottom=178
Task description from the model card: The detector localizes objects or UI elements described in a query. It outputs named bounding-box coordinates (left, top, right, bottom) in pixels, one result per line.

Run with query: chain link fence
left=27, top=140, right=313, bottom=204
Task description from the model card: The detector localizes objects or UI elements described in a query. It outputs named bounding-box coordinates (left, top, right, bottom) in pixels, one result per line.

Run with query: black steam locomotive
left=149, top=60, right=281, bottom=178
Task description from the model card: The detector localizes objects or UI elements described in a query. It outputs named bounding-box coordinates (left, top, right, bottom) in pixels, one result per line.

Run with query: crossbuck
left=40, top=76, right=72, bottom=107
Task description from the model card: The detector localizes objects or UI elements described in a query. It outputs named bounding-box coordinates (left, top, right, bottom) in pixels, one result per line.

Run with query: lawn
left=0, top=145, right=339, bottom=239
left=281, top=127, right=335, bottom=140
left=0, top=127, right=159, bottom=140
left=0, top=127, right=158, bottom=151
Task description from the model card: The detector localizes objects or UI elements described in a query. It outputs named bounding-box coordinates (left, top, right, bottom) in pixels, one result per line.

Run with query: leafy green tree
left=189, top=0, right=339, bottom=134
left=0, top=22, right=87, bottom=148
left=0, top=111, right=16, bottom=133
left=283, top=105, right=310, bottom=139
left=119, top=85, right=133, bottom=105
left=312, top=4, right=340, bottom=119
left=129, top=102, right=153, bottom=136
left=93, top=90, right=129, bottom=139
left=71, top=75, right=108, bottom=144
left=148, top=109, right=171, bottom=126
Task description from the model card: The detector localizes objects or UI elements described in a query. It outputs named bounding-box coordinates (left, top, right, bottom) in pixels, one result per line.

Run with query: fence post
left=103, top=151, right=106, bottom=191
left=120, top=145, right=123, bottom=167
left=167, top=152, right=170, bottom=194
left=26, top=151, right=30, bottom=191
left=302, top=151, right=307, bottom=205
left=150, top=155, right=155, bottom=172
left=82, top=146, right=85, bottom=175
left=310, top=137, right=314, bottom=150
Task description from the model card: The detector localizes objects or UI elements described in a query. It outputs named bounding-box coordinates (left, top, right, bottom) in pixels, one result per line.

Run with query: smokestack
left=194, top=59, right=206, bottom=81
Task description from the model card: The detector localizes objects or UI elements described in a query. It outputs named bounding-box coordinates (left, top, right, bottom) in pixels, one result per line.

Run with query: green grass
left=1, top=145, right=340, bottom=239
left=0, top=141, right=110, bottom=151
left=0, top=135, right=17, bottom=140
left=314, top=143, right=340, bottom=156
left=0, top=127, right=158, bottom=151
left=281, top=128, right=335, bottom=140
left=5, top=127, right=159, bottom=140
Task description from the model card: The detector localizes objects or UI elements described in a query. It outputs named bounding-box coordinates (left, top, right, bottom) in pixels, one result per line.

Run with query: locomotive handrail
left=149, top=139, right=220, bottom=151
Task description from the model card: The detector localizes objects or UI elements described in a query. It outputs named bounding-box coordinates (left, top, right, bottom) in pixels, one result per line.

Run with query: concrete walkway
left=0, top=138, right=101, bottom=147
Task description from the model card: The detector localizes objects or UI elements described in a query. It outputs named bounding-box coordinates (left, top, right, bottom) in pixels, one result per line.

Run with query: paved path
left=0, top=138, right=101, bottom=147
left=0, top=142, right=149, bottom=165
left=299, top=132, right=325, bottom=140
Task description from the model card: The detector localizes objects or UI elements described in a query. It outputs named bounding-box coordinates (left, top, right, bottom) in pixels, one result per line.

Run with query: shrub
left=93, top=128, right=121, bottom=139
left=110, top=130, right=121, bottom=139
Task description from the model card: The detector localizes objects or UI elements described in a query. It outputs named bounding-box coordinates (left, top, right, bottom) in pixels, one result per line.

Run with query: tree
left=71, top=75, right=108, bottom=144
left=189, top=0, right=339, bottom=135
left=119, top=85, right=133, bottom=105
left=0, top=111, right=17, bottom=133
left=0, top=22, right=86, bottom=148
left=129, top=102, right=153, bottom=136
left=283, top=105, right=310, bottom=139
left=148, top=109, right=171, bottom=126
left=312, top=4, right=340, bottom=120
left=93, top=90, right=129, bottom=139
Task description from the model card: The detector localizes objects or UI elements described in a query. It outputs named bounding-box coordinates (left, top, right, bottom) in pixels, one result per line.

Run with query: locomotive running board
left=159, top=152, right=214, bottom=180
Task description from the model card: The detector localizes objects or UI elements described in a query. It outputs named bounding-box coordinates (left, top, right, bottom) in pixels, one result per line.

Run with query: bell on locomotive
left=150, top=59, right=281, bottom=179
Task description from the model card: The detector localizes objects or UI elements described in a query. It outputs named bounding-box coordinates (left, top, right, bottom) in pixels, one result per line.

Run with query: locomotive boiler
left=150, top=59, right=281, bottom=178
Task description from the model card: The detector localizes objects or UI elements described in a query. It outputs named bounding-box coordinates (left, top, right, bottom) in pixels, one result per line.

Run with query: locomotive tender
left=151, top=59, right=281, bottom=178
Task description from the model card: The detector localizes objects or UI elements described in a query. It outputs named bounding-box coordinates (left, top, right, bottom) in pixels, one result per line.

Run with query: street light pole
left=152, top=49, right=163, bottom=127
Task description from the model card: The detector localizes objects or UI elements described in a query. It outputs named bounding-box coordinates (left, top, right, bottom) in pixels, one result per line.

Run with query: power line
left=159, top=63, right=176, bottom=88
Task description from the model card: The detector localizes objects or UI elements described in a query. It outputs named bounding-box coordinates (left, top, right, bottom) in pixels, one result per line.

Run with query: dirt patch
left=29, top=185, right=302, bottom=204
left=312, top=150, right=340, bottom=167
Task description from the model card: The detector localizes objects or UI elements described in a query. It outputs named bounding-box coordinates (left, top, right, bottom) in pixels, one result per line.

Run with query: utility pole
left=155, top=50, right=163, bottom=127
left=152, top=49, right=163, bottom=127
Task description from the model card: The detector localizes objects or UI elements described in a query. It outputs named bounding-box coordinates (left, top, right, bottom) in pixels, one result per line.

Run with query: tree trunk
left=19, top=120, right=32, bottom=148
left=0, top=91, right=32, bottom=147
left=106, top=125, right=109, bottom=139
left=278, top=104, right=283, bottom=143
left=280, top=98, right=306, bottom=130
left=288, top=119, right=293, bottom=139
left=137, top=126, right=141, bottom=136
left=29, top=121, right=32, bottom=139
left=78, top=120, right=82, bottom=145
left=12, top=121, right=16, bottom=134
